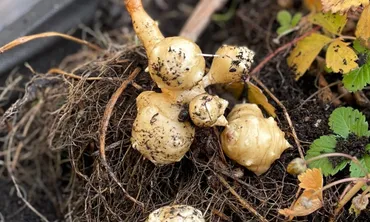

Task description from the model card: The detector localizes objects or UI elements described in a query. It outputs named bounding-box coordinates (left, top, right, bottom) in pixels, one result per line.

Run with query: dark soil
left=1, top=0, right=369, bottom=221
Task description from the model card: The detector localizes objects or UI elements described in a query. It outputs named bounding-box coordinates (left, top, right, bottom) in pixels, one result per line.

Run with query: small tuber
left=131, top=91, right=195, bottom=164
left=221, top=104, right=290, bottom=175
left=147, top=205, right=205, bottom=222
left=189, top=93, right=228, bottom=127
left=203, top=45, right=255, bottom=87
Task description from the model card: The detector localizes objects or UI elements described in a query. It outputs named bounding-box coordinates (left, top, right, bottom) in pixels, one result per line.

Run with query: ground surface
left=1, top=0, right=369, bottom=221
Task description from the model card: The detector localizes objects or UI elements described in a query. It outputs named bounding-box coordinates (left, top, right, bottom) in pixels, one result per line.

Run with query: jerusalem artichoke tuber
left=221, top=104, right=290, bottom=175
left=131, top=91, right=195, bottom=164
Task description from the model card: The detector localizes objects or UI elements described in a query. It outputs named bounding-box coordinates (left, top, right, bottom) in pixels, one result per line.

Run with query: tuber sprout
left=221, top=104, right=290, bottom=175
left=189, top=93, right=228, bottom=127
left=203, top=45, right=255, bottom=87
left=124, top=0, right=164, bottom=54
left=147, top=205, right=205, bottom=222
left=131, top=91, right=195, bottom=164
left=125, top=0, right=205, bottom=91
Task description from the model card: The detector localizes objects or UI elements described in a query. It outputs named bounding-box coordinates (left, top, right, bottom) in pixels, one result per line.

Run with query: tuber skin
left=131, top=91, right=195, bottom=164
left=203, top=45, right=255, bottom=87
left=124, top=0, right=205, bottom=91
left=149, top=37, right=206, bottom=90
left=221, top=104, right=290, bottom=175
left=189, top=93, right=229, bottom=127
left=146, top=205, right=205, bottom=222
left=124, top=0, right=164, bottom=54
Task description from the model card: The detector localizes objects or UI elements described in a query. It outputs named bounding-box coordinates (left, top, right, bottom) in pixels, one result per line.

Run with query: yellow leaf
left=321, top=0, right=369, bottom=13
left=247, top=82, right=276, bottom=117
left=279, top=169, right=323, bottom=219
left=355, top=4, right=370, bottom=49
left=326, top=39, right=358, bottom=73
left=278, top=189, right=323, bottom=218
left=309, top=12, right=347, bottom=34
left=304, top=0, right=323, bottom=11
left=298, top=168, right=323, bottom=191
left=287, top=33, right=332, bottom=80
left=224, top=82, right=244, bottom=99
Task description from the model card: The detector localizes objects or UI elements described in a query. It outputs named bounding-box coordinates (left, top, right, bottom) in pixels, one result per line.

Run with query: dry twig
left=247, top=28, right=322, bottom=159
left=179, top=0, right=228, bottom=41
left=47, top=68, right=121, bottom=81
left=250, top=26, right=321, bottom=76
left=98, top=67, right=143, bottom=207
left=0, top=32, right=103, bottom=53
left=216, top=173, right=268, bottom=222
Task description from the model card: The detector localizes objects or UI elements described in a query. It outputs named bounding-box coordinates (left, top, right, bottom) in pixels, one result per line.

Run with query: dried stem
left=99, top=67, right=143, bottom=207
left=216, top=173, right=268, bottom=222
left=249, top=26, right=321, bottom=76
left=179, top=0, right=228, bottom=41
left=332, top=177, right=369, bottom=220
left=298, top=80, right=341, bottom=109
left=0, top=32, right=103, bottom=53
left=251, top=76, right=304, bottom=159
left=243, top=26, right=322, bottom=161
left=48, top=68, right=121, bottom=81
left=8, top=173, right=49, bottom=222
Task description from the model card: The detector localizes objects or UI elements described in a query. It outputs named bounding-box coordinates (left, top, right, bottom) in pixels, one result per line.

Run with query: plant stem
left=322, top=177, right=369, bottom=193
left=360, top=186, right=370, bottom=199
left=338, top=35, right=357, bottom=40
left=308, top=177, right=369, bottom=202
left=249, top=26, right=320, bottom=76
left=306, top=153, right=368, bottom=177
left=332, top=177, right=368, bottom=219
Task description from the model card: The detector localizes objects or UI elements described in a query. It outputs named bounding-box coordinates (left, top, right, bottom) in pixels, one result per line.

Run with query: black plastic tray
left=0, top=0, right=99, bottom=75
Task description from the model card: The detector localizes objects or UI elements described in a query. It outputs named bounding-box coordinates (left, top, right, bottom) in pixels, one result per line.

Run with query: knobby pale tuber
left=131, top=91, right=195, bottom=164
left=203, top=45, right=255, bottom=87
left=189, top=93, right=228, bottom=127
left=146, top=205, right=205, bottom=222
left=221, top=104, right=290, bottom=175
left=149, top=37, right=206, bottom=90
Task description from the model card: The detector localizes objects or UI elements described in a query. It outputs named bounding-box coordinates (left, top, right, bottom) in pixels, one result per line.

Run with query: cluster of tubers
left=126, top=0, right=290, bottom=175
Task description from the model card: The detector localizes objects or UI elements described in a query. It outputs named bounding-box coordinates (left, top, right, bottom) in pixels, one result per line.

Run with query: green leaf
left=277, top=25, right=291, bottom=35
left=353, top=39, right=370, bottom=54
left=309, top=12, right=347, bottom=35
left=277, top=10, right=292, bottom=26
left=329, top=107, right=370, bottom=138
left=291, top=13, right=303, bottom=26
left=324, top=66, right=333, bottom=73
left=342, top=61, right=370, bottom=92
left=305, top=135, right=348, bottom=176
left=365, top=154, right=370, bottom=169
left=349, top=155, right=370, bottom=178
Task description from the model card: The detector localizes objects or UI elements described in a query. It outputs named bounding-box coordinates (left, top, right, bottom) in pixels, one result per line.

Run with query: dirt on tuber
left=146, top=205, right=205, bottom=222
left=221, top=104, right=291, bottom=175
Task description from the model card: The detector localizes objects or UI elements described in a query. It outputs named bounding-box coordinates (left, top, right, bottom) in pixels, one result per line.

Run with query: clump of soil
left=336, top=134, right=369, bottom=159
